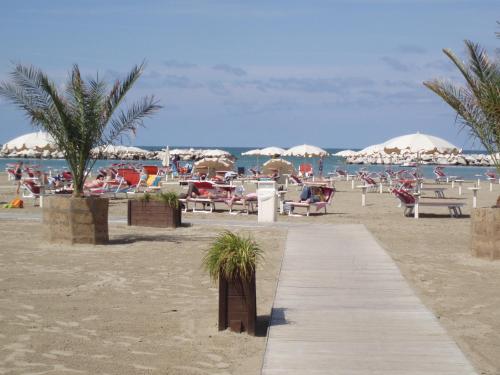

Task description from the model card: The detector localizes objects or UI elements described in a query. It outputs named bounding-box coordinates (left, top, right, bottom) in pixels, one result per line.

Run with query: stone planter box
left=218, top=273, right=256, bottom=335
left=127, top=200, right=181, bottom=228
left=471, top=207, right=500, bottom=260
left=43, top=196, right=109, bottom=244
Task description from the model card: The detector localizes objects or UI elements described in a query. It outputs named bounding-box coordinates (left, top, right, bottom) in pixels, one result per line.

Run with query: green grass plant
left=139, top=191, right=179, bottom=208
left=203, top=230, right=263, bottom=282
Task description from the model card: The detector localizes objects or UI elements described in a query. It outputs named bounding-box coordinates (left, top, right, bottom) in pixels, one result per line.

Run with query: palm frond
left=104, top=95, right=161, bottom=145
left=425, top=40, right=500, bottom=175
left=103, top=62, right=145, bottom=122
left=442, top=47, right=479, bottom=93
left=464, top=40, right=493, bottom=84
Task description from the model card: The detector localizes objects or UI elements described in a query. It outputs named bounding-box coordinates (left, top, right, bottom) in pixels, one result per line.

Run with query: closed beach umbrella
left=262, top=158, right=296, bottom=175
left=284, top=144, right=329, bottom=157
left=162, top=146, right=170, bottom=167
left=382, top=133, right=459, bottom=155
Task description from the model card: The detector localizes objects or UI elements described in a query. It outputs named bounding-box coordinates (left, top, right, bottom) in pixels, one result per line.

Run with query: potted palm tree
left=128, top=192, right=181, bottom=228
left=0, top=63, right=161, bottom=244
left=202, top=230, right=263, bottom=335
left=424, top=39, right=500, bottom=259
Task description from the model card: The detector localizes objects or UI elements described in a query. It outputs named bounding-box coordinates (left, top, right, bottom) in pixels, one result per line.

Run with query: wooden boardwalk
left=261, top=224, right=476, bottom=374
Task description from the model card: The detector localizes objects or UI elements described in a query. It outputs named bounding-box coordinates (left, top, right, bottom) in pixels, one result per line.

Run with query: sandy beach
left=1, top=172, right=500, bottom=374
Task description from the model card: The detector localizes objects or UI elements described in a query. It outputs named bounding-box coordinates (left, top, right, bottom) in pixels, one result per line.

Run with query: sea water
left=0, top=146, right=495, bottom=181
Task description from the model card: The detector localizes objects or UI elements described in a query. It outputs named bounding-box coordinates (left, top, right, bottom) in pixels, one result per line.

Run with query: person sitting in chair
left=179, top=182, right=200, bottom=199
left=299, top=186, right=324, bottom=203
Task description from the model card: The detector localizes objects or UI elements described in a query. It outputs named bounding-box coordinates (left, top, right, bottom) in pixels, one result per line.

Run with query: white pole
left=361, top=186, right=366, bottom=207
left=414, top=194, right=420, bottom=219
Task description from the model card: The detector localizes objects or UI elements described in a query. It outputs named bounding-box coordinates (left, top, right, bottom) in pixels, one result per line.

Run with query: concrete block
left=471, top=208, right=500, bottom=260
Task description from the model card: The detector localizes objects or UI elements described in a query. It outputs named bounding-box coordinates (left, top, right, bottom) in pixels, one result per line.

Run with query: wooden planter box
left=471, top=207, right=500, bottom=260
left=127, top=200, right=181, bottom=228
left=218, top=273, right=256, bottom=335
left=43, top=196, right=109, bottom=244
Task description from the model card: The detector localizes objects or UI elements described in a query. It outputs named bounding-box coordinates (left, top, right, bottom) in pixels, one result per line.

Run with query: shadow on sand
left=108, top=232, right=213, bottom=245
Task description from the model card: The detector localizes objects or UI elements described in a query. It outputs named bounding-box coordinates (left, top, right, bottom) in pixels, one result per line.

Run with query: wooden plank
left=261, top=224, right=477, bottom=374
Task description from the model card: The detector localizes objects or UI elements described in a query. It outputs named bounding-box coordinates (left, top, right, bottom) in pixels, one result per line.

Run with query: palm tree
left=423, top=40, right=500, bottom=175
left=0, top=63, right=161, bottom=197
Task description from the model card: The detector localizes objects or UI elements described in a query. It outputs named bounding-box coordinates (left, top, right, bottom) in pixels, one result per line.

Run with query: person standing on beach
left=14, top=161, right=23, bottom=194
left=318, top=156, right=324, bottom=178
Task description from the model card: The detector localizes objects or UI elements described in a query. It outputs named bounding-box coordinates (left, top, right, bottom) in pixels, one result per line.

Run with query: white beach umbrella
left=241, top=148, right=261, bottom=156
left=2, top=131, right=57, bottom=153
left=356, top=144, right=385, bottom=156
left=382, top=133, right=459, bottom=154
left=283, top=144, right=329, bottom=157
left=258, top=146, right=286, bottom=157
left=194, top=157, right=234, bottom=177
left=262, top=158, right=296, bottom=175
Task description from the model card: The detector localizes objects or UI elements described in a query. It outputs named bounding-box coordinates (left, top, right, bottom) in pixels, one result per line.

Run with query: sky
left=0, top=0, right=498, bottom=149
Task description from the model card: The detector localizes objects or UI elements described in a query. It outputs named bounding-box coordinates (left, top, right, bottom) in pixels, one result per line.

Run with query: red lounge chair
left=361, top=175, right=378, bottom=191
left=186, top=181, right=230, bottom=212
left=286, top=187, right=335, bottom=216
left=22, top=180, right=42, bottom=205
left=224, top=188, right=257, bottom=214
left=391, top=188, right=464, bottom=218
left=143, top=165, right=159, bottom=175
left=299, top=163, right=313, bottom=178
left=433, top=167, right=459, bottom=184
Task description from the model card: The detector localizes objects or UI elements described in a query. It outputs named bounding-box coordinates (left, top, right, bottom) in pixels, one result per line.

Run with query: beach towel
left=4, top=198, right=24, bottom=208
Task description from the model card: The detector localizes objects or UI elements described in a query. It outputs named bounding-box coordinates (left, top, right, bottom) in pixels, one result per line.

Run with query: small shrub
left=140, top=192, right=152, bottom=202
left=138, top=191, right=179, bottom=207
left=158, top=192, right=179, bottom=208
left=203, top=230, right=263, bottom=282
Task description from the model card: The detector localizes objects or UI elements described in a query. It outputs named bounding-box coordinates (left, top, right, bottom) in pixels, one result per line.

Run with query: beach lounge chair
left=361, top=175, right=379, bottom=191
left=299, top=163, right=313, bottom=178
left=87, top=177, right=132, bottom=198
left=142, top=165, right=159, bottom=175
left=22, top=180, right=42, bottom=205
left=289, top=174, right=303, bottom=186
left=335, top=168, right=348, bottom=180
left=186, top=181, right=230, bottom=212
left=286, top=186, right=335, bottom=216
left=486, top=171, right=499, bottom=184
left=391, top=188, right=465, bottom=218
left=433, top=167, right=459, bottom=184
left=225, top=189, right=257, bottom=214
left=145, top=174, right=162, bottom=192
left=114, top=169, right=145, bottom=195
